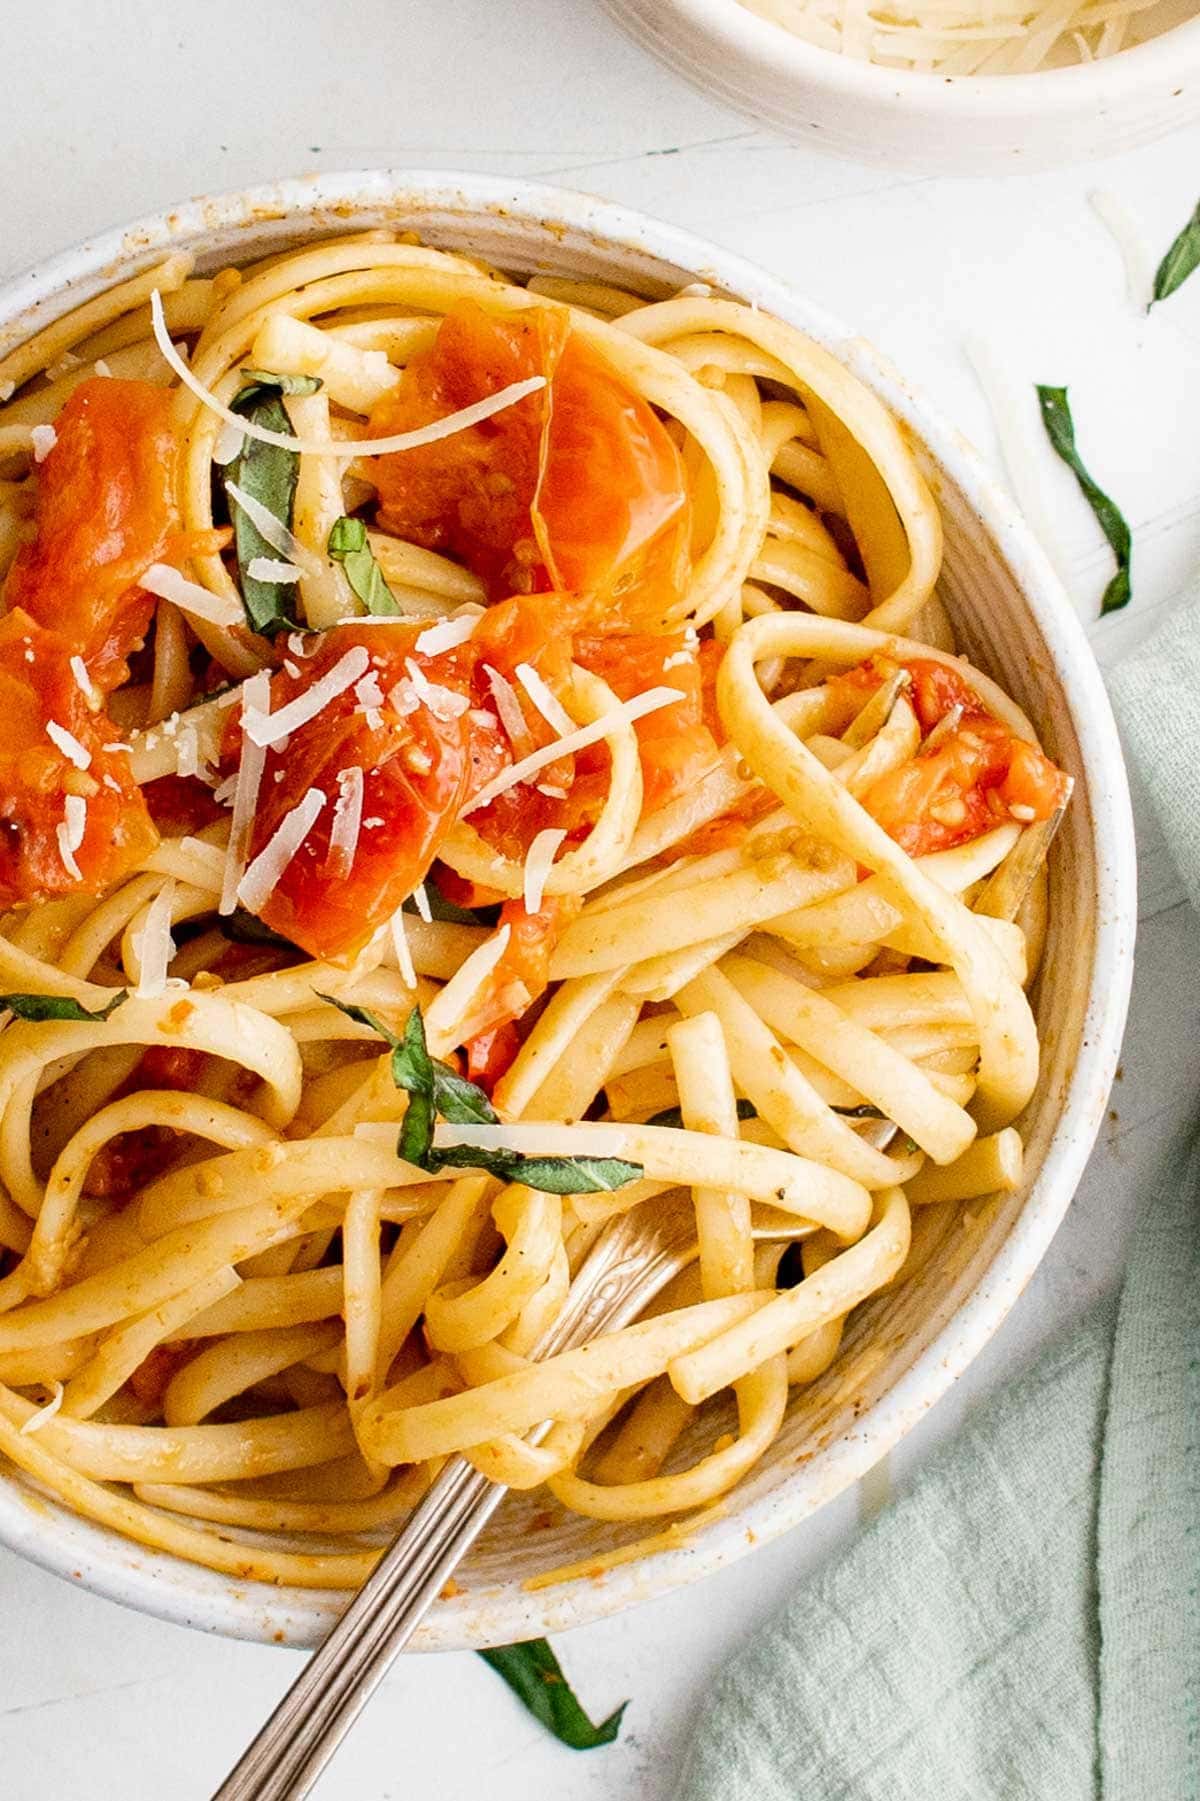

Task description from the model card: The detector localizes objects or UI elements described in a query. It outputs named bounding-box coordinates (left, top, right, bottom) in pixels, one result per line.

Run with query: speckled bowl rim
left=0, top=171, right=1136, bottom=1651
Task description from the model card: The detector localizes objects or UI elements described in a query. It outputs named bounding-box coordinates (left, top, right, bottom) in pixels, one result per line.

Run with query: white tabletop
left=2, top=3, right=1199, bottom=1796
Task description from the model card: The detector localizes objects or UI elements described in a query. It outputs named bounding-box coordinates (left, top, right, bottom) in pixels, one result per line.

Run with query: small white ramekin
left=0, top=171, right=1135, bottom=1649
left=603, top=0, right=1200, bottom=175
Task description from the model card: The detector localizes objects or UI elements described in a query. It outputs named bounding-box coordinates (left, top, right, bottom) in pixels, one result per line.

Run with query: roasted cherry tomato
left=229, top=623, right=476, bottom=959
left=0, top=608, right=157, bottom=909
left=370, top=302, right=690, bottom=622
left=831, top=653, right=1070, bottom=857
left=5, top=379, right=185, bottom=691
left=456, top=895, right=581, bottom=1046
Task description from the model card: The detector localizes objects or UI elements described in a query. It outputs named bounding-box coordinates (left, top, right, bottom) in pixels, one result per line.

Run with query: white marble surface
left=1, top=3, right=1199, bottom=1795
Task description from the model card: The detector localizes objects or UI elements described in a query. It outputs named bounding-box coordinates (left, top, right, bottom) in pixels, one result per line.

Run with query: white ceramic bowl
left=0, top=171, right=1135, bottom=1650
left=603, top=0, right=1200, bottom=175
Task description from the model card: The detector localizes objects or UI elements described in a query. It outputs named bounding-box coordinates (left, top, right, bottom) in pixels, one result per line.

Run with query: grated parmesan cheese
left=132, top=877, right=177, bottom=999
left=69, top=655, right=101, bottom=711
left=462, top=686, right=687, bottom=817
left=327, top=766, right=364, bottom=878
left=152, top=290, right=546, bottom=462
left=243, top=646, right=370, bottom=748
left=523, top=827, right=567, bottom=914
left=414, top=612, right=480, bottom=656
left=213, top=419, right=246, bottom=466
left=247, top=555, right=304, bottom=584
left=139, top=563, right=244, bottom=630
left=404, top=658, right=470, bottom=721
left=237, top=786, right=327, bottom=914
left=31, top=424, right=57, bottom=463
left=223, top=480, right=322, bottom=578
left=354, top=672, right=385, bottom=712
left=483, top=664, right=529, bottom=748
left=220, top=671, right=271, bottom=913
left=411, top=882, right=433, bottom=923
left=56, top=794, right=87, bottom=880
left=515, top=663, right=575, bottom=737
left=46, top=719, right=91, bottom=770
left=1089, top=188, right=1154, bottom=312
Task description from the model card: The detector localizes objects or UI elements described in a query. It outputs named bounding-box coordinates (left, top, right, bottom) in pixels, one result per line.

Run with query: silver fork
left=214, top=1192, right=795, bottom=1801
left=215, top=804, right=1067, bottom=1800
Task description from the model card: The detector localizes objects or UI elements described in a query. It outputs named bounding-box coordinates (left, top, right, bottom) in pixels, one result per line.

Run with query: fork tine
left=974, top=789, right=1071, bottom=924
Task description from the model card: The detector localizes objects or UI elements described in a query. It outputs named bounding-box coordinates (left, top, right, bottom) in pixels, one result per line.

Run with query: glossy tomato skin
left=831, top=653, right=1071, bottom=857
left=369, top=302, right=690, bottom=622
left=233, top=624, right=475, bottom=960
left=5, top=379, right=182, bottom=691
left=0, top=608, right=157, bottom=908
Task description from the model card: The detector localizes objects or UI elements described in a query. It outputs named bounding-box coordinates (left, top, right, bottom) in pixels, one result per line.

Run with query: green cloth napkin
left=676, top=599, right=1200, bottom=1801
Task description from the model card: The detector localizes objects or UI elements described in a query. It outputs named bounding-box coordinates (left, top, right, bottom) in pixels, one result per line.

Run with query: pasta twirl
left=0, top=232, right=1070, bottom=1587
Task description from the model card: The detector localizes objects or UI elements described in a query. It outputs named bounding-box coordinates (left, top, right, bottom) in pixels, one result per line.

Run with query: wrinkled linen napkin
left=676, top=597, right=1200, bottom=1801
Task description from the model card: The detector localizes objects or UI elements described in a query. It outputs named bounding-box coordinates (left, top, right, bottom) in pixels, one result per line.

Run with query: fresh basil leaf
left=1151, top=199, right=1200, bottom=307
left=644, top=1098, right=757, bottom=1130
left=478, top=1640, right=626, bottom=1751
left=1035, top=386, right=1132, bottom=615
left=220, top=910, right=300, bottom=952
left=397, top=1088, right=436, bottom=1168
left=328, top=516, right=400, bottom=616
left=225, top=389, right=303, bottom=637
left=426, top=1144, right=643, bottom=1195
left=433, top=1065, right=500, bottom=1128
left=314, top=992, right=401, bottom=1046
left=0, top=990, right=127, bottom=1022
left=237, top=368, right=323, bottom=398
left=388, top=1002, right=434, bottom=1089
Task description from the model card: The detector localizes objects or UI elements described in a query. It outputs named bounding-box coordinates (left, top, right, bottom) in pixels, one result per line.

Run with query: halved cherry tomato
left=464, top=1020, right=521, bottom=1092
left=143, top=774, right=225, bottom=838
left=833, top=654, right=1071, bottom=857
left=370, top=302, right=690, bottom=622
left=5, top=379, right=187, bottom=691
left=227, top=623, right=476, bottom=959
left=0, top=608, right=157, bottom=909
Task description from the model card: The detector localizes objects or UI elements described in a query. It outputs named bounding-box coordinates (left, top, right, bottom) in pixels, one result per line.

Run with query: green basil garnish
left=327, top=516, right=400, bottom=616
left=0, top=991, right=128, bottom=1022
left=1151, top=198, right=1200, bottom=307
left=1035, top=385, right=1132, bottom=615
left=237, top=369, right=322, bottom=398
left=225, top=381, right=304, bottom=637
left=479, top=1639, right=626, bottom=1751
left=317, top=996, right=643, bottom=1195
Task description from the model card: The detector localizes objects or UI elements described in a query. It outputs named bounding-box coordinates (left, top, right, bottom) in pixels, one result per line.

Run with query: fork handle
left=213, top=1203, right=698, bottom=1800
left=213, top=1452, right=504, bottom=1801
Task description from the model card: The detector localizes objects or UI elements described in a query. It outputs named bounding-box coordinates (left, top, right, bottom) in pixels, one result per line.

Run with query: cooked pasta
left=0, top=230, right=1070, bottom=1588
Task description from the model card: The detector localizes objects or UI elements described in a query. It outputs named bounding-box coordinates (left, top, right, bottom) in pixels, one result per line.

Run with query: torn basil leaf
left=0, top=990, right=128, bottom=1022
left=1151, top=199, right=1200, bottom=307
left=328, top=516, right=400, bottom=616
left=316, top=996, right=642, bottom=1195
left=225, top=385, right=303, bottom=637
left=645, top=1098, right=757, bottom=1130
left=426, top=1143, right=643, bottom=1195
left=219, top=910, right=301, bottom=953
left=478, top=1640, right=626, bottom=1751
left=1035, top=385, right=1132, bottom=615
left=237, top=368, right=323, bottom=399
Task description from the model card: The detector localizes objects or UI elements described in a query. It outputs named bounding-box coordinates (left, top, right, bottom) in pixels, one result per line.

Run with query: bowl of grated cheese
left=602, top=0, right=1200, bottom=173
